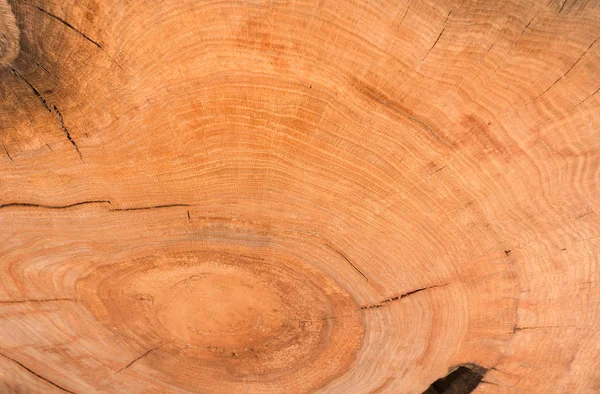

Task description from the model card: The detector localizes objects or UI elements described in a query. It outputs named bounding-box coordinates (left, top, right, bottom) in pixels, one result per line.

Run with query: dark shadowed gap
left=422, top=364, right=488, bottom=394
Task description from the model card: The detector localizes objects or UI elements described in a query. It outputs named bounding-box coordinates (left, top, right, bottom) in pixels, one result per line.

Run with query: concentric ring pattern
left=0, top=0, right=599, bottom=393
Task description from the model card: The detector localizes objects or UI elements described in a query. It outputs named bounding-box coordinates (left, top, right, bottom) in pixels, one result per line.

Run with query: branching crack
left=324, top=243, right=368, bottom=281
left=0, top=351, right=75, bottom=393
left=359, top=283, right=448, bottom=310
left=11, top=68, right=83, bottom=160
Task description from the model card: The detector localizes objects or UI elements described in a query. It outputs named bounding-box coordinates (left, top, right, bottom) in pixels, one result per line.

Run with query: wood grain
left=1, top=0, right=599, bottom=392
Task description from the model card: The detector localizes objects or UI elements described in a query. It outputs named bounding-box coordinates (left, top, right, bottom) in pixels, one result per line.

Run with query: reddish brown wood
left=1, top=0, right=599, bottom=392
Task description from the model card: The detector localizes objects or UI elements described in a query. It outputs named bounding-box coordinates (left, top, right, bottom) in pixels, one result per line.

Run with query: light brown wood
left=0, top=0, right=19, bottom=66
left=1, top=0, right=599, bottom=393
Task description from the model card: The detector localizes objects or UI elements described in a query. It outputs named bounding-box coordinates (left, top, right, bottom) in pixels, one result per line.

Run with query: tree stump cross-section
left=1, top=0, right=599, bottom=393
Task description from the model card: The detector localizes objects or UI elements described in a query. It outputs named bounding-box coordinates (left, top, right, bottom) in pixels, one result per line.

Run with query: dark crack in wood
left=422, top=10, right=451, bottom=61
left=575, top=86, right=600, bottom=107
left=114, top=346, right=161, bottom=374
left=11, top=68, right=83, bottom=160
left=359, top=283, right=448, bottom=310
left=576, top=211, right=594, bottom=219
left=0, top=351, right=76, bottom=393
left=0, top=200, right=111, bottom=210
left=558, top=0, right=569, bottom=13
left=532, top=36, right=599, bottom=103
left=0, top=298, right=75, bottom=304
left=35, top=6, right=102, bottom=49
left=324, top=243, right=369, bottom=281
left=507, top=13, right=537, bottom=56
left=3, top=144, right=13, bottom=162
left=429, top=166, right=447, bottom=176
left=109, top=204, right=190, bottom=212
left=33, top=6, right=126, bottom=73
left=514, top=325, right=579, bottom=331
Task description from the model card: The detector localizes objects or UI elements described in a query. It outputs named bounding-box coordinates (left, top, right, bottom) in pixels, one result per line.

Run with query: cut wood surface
left=1, top=0, right=599, bottom=393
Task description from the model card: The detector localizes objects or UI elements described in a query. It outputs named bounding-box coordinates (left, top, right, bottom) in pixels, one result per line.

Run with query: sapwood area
left=1, top=0, right=599, bottom=393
